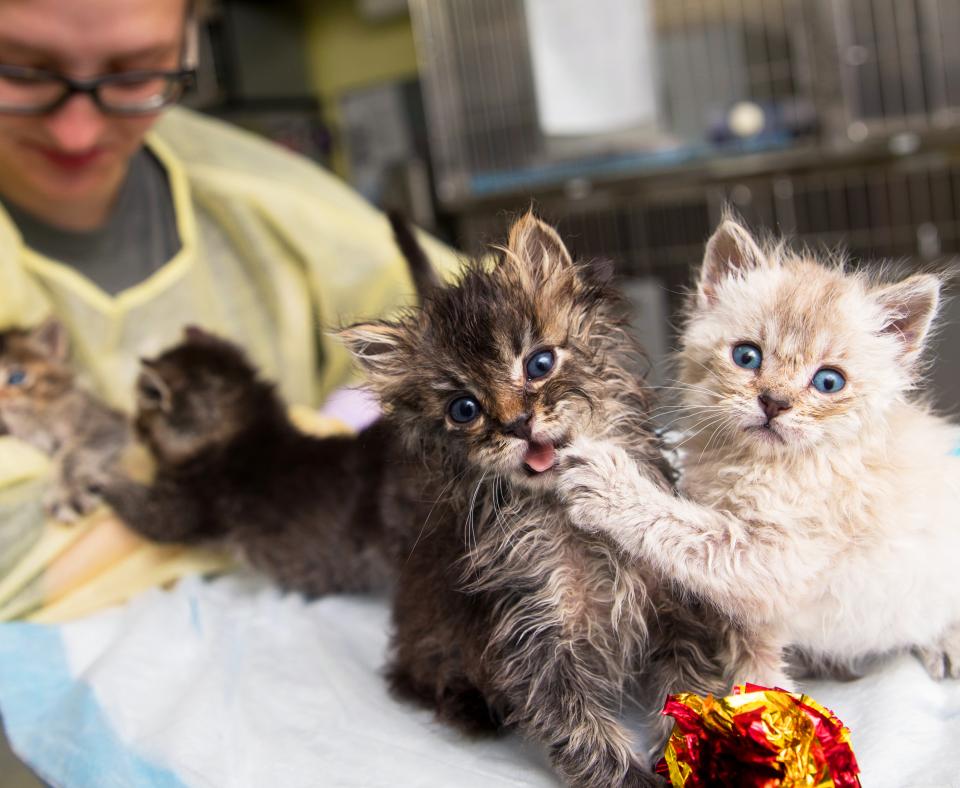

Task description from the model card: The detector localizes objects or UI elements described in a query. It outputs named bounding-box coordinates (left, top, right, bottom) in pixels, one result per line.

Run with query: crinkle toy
left=657, top=683, right=861, bottom=787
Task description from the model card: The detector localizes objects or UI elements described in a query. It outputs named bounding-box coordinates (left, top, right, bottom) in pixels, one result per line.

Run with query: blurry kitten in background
left=559, top=216, right=960, bottom=688
left=94, top=214, right=442, bottom=595
left=339, top=213, right=745, bottom=787
left=95, top=327, right=426, bottom=596
left=0, top=320, right=128, bottom=521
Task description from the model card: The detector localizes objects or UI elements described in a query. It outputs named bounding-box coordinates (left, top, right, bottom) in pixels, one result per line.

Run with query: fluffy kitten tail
left=388, top=211, right=440, bottom=298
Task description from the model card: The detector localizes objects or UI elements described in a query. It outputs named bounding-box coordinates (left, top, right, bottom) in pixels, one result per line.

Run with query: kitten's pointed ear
left=502, top=212, right=574, bottom=288
left=698, top=220, right=765, bottom=306
left=136, top=366, right=173, bottom=413
left=183, top=325, right=220, bottom=344
left=337, top=321, right=411, bottom=388
left=508, top=211, right=573, bottom=268
left=874, top=273, right=941, bottom=360
left=29, top=318, right=69, bottom=362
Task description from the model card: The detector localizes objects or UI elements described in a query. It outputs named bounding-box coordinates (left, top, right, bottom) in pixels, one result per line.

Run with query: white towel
left=1, top=575, right=959, bottom=787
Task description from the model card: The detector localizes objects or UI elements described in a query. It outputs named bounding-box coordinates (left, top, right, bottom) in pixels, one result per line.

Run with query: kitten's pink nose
left=758, top=393, right=791, bottom=421
left=503, top=412, right=534, bottom=441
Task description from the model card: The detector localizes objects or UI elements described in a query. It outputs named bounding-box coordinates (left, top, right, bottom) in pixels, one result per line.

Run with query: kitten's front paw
left=914, top=625, right=960, bottom=680
left=43, top=480, right=103, bottom=523
left=44, top=463, right=114, bottom=523
left=557, top=436, right=655, bottom=536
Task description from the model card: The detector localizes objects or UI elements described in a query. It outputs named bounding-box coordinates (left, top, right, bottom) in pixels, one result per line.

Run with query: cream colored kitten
left=558, top=218, right=960, bottom=688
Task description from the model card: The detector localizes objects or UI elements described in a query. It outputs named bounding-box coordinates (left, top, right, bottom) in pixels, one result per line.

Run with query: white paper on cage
left=524, top=0, right=659, bottom=137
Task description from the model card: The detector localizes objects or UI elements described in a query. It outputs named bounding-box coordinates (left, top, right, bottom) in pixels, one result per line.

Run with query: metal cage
left=411, top=0, right=960, bottom=207
left=457, top=157, right=960, bottom=288
left=830, top=0, right=960, bottom=139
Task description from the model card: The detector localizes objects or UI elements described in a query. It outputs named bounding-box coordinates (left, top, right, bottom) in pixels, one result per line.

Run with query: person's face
left=0, top=0, right=188, bottom=212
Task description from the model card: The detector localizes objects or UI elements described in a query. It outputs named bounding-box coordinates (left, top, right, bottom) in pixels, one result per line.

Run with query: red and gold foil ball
left=656, top=683, right=861, bottom=787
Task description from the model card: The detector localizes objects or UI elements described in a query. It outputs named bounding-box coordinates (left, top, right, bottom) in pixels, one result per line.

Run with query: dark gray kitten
left=87, top=216, right=439, bottom=591
left=340, top=213, right=748, bottom=787
left=0, top=320, right=128, bottom=521
left=92, top=325, right=429, bottom=596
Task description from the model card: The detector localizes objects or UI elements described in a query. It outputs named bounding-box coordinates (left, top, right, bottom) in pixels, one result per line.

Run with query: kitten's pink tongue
left=524, top=442, right=556, bottom=473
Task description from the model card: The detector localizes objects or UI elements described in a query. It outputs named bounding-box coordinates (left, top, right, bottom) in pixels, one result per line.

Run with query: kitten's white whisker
left=405, top=466, right=469, bottom=564
left=655, top=411, right=727, bottom=433
left=663, top=376, right=718, bottom=389
left=682, top=358, right=726, bottom=389
left=492, top=473, right=514, bottom=540
left=651, top=405, right=725, bottom=421
left=672, top=411, right=726, bottom=435
left=650, top=405, right=727, bottom=416
left=651, top=403, right=725, bottom=414
left=653, top=388, right=719, bottom=398
left=464, top=471, right=489, bottom=579
left=656, top=381, right=722, bottom=398
left=651, top=402, right=726, bottom=415
left=672, top=415, right=729, bottom=450
left=698, top=416, right=735, bottom=462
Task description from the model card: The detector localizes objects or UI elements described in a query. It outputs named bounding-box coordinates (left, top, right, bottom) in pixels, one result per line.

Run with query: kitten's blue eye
left=812, top=368, right=845, bottom=394
left=448, top=396, right=481, bottom=424
left=6, top=369, right=26, bottom=386
left=732, top=343, right=762, bottom=370
left=526, top=350, right=555, bottom=380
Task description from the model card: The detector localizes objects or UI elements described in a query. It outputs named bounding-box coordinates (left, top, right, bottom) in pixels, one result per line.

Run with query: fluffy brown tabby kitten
left=340, top=213, right=741, bottom=788
left=0, top=319, right=128, bottom=521
left=95, top=326, right=424, bottom=596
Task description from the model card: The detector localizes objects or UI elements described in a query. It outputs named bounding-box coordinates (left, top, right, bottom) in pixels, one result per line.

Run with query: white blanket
left=1, top=575, right=958, bottom=787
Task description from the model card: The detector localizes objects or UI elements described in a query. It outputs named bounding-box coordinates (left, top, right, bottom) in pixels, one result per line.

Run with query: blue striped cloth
left=0, top=624, right=183, bottom=787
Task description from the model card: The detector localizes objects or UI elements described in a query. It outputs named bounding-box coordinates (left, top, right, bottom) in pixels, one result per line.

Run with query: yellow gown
left=0, top=107, right=460, bottom=621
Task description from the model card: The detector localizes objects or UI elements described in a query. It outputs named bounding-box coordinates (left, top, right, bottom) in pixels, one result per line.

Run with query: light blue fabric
left=0, top=622, right=183, bottom=788
left=951, top=441, right=960, bottom=457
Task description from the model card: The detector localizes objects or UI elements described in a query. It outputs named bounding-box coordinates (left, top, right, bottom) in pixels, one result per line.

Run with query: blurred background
left=187, top=0, right=960, bottom=408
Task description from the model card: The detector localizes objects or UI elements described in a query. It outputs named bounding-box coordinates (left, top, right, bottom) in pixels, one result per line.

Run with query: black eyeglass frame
left=0, top=64, right=196, bottom=116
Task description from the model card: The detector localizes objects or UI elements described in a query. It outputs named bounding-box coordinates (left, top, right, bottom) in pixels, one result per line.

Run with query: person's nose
left=42, top=95, right=107, bottom=152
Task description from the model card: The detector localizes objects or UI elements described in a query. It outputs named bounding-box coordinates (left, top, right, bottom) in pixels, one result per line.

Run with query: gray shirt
left=2, top=148, right=180, bottom=296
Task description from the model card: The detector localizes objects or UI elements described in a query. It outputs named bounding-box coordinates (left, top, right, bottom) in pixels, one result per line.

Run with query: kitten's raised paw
left=42, top=482, right=102, bottom=523
left=914, top=625, right=960, bottom=680
left=43, top=462, right=113, bottom=523
left=557, top=436, right=653, bottom=536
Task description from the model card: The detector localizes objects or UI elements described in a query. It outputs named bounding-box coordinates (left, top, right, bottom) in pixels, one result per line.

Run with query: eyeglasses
left=0, top=65, right=196, bottom=116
